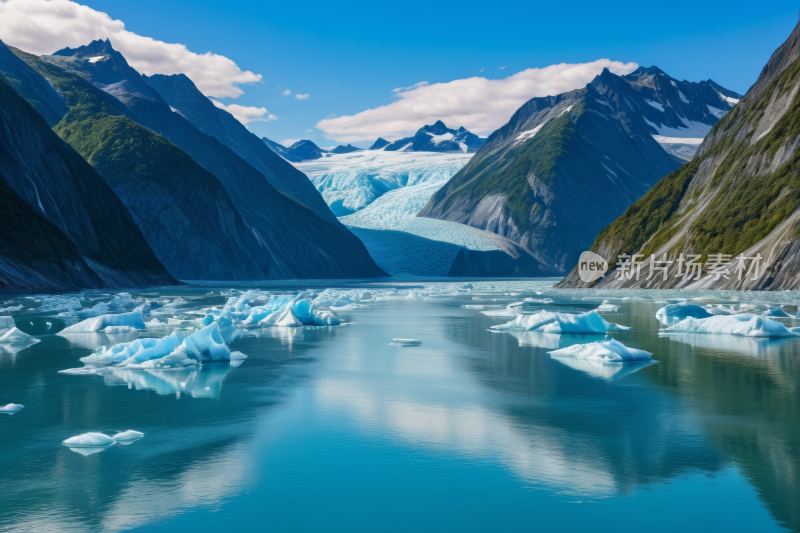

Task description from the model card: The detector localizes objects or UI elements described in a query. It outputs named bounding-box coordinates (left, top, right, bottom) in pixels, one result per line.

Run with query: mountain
left=26, top=39, right=384, bottom=279
left=262, top=137, right=328, bottom=162
left=0, top=40, right=67, bottom=126
left=558, top=21, right=800, bottom=290
left=418, top=67, right=740, bottom=272
left=143, top=73, right=338, bottom=224
left=369, top=137, right=390, bottom=150
left=376, top=121, right=486, bottom=153
left=0, top=73, right=176, bottom=292
left=330, top=144, right=361, bottom=154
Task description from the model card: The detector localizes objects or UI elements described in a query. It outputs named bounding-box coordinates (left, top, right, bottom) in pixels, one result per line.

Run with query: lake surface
left=1, top=280, right=799, bottom=532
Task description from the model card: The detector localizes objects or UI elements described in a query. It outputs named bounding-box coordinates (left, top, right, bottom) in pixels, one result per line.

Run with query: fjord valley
left=1, top=2, right=800, bottom=533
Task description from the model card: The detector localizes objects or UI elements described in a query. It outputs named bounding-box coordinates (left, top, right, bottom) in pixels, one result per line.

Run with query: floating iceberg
left=549, top=338, right=653, bottom=362
left=74, top=323, right=245, bottom=370
left=391, top=338, right=422, bottom=346
left=62, top=432, right=116, bottom=447
left=0, top=316, right=40, bottom=350
left=553, top=358, right=657, bottom=380
left=491, top=310, right=629, bottom=334
left=661, top=314, right=799, bottom=338
left=596, top=300, right=620, bottom=313
left=60, top=311, right=146, bottom=334
left=112, top=430, right=144, bottom=442
left=63, top=430, right=143, bottom=448
left=0, top=403, right=24, bottom=413
left=655, top=302, right=712, bottom=325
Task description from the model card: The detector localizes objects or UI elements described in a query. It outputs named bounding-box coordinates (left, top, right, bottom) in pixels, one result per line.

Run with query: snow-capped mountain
left=419, top=67, right=741, bottom=272
left=558, top=21, right=800, bottom=290
left=330, top=144, right=362, bottom=154
left=262, top=138, right=332, bottom=162
left=374, top=121, right=486, bottom=153
left=7, top=38, right=385, bottom=280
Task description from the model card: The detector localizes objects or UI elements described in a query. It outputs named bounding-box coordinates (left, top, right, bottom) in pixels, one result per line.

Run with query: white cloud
left=391, top=81, right=428, bottom=94
left=280, top=138, right=301, bottom=147
left=0, top=0, right=261, bottom=98
left=282, top=89, right=292, bottom=96
left=211, top=100, right=277, bottom=125
left=499, top=66, right=506, bottom=70
left=479, top=68, right=484, bottom=73
left=316, top=59, right=638, bottom=142
left=294, top=93, right=310, bottom=100
left=305, top=129, right=313, bottom=133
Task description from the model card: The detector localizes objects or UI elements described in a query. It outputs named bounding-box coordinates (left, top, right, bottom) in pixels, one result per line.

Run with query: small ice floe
left=596, top=300, right=620, bottom=313
left=549, top=338, right=653, bottom=362
left=656, top=302, right=712, bottom=325
left=391, top=338, right=422, bottom=346
left=662, top=315, right=799, bottom=338
left=481, top=302, right=522, bottom=317
left=63, top=430, right=144, bottom=454
left=0, top=403, right=24, bottom=414
left=524, top=297, right=554, bottom=304
left=549, top=339, right=656, bottom=380
left=46, top=322, right=52, bottom=330
left=762, top=307, right=792, bottom=318
left=60, top=311, right=146, bottom=334
left=491, top=310, right=629, bottom=334
left=0, top=316, right=40, bottom=349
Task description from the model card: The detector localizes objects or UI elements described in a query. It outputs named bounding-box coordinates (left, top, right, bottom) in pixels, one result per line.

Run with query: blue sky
left=64, top=1, right=800, bottom=146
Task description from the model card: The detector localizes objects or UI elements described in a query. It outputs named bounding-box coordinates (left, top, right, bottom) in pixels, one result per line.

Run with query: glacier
left=297, top=151, right=542, bottom=276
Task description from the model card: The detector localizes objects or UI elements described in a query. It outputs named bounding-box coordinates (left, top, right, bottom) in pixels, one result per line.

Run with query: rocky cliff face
left=419, top=67, right=740, bottom=273
left=144, top=73, right=339, bottom=224
left=9, top=40, right=385, bottom=280
left=0, top=75, right=176, bottom=291
left=557, top=21, right=800, bottom=290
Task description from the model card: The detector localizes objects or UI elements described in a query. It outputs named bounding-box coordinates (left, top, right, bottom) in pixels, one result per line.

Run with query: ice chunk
left=549, top=338, right=653, bottom=362
left=0, top=403, right=24, bottom=413
left=491, top=310, right=627, bottom=334
left=662, top=314, right=799, bottom=338
left=656, top=302, right=712, bottom=325
left=111, top=430, right=144, bottom=442
left=63, top=432, right=115, bottom=447
left=60, top=311, right=146, bottom=333
left=0, top=327, right=40, bottom=346
left=391, top=338, right=422, bottom=346
left=260, top=307, right=303, bottom=327
left=762, top=307, right=792, bottom=318
left=78, top=323, right=244, bottom=370
left=596, top=300, right=620, bottom=313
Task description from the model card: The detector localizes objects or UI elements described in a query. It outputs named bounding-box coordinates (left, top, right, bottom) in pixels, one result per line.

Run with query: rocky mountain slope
left=262, top=138, right=328, bottom=162
left=144, top=73, right=338, bottom=223
left=8, top=39, right=384, bottom=280
left=419, top=67, right=740, bottom=272
left=558, top=21, right=800, bottom=290
left=376, top=121, right=485, bottom=153
left=0, top=74, right=176, bottom=292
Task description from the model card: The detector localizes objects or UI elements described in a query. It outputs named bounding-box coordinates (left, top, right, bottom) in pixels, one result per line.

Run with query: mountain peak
left=432, top=120, right=447, bottom=129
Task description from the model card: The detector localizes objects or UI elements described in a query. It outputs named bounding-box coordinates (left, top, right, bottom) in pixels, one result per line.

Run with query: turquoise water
left=0, top=281, right=798, bottom=532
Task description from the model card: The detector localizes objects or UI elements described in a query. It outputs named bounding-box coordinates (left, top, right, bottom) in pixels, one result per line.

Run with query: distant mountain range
left=558, top=20, right=800, bottom=290
left=0, top=38, right=385, bottom=289
left=262, top=122, right=486, bottom=163
left=418, top=66, right=741, bottom=272
left=371, top=121, right=485, bottom=153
